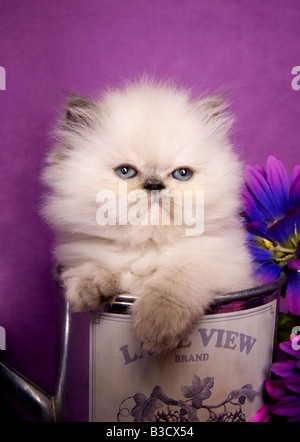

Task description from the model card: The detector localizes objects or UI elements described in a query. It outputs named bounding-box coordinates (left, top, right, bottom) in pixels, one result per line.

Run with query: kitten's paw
left=61, top=263, right=120, bottom=311
left=131, top=292, right=195, bottom=356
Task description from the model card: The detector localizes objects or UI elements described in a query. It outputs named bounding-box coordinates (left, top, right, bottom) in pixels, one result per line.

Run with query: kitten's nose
left=143, top=178, right=166, bottom=192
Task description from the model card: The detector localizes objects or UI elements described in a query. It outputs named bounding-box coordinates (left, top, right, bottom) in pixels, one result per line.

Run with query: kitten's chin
left=98, top=223, right=183, bottom=247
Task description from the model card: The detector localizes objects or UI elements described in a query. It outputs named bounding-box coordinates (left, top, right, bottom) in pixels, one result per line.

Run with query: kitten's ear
left=63, top=92, right=99, bottom=131
left=198, top=94, right=228, bottom=119
left=197, top=93, right=234, bottom=133
left=46, top=93, right=100, bottom=164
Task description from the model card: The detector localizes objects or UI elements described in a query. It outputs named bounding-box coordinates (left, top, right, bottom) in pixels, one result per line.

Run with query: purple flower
left=251, top=341, right=300, bottom=422
left=243, top=155, right=300, bottom=315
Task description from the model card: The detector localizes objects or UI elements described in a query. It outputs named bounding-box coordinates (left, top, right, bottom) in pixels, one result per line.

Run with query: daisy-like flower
left=251, top=340, right=300, bottom=422
left=243, top=155, right=300, bottom=315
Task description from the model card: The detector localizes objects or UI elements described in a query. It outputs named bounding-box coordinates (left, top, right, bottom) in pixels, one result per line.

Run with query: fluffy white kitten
left=41, top=79, right=254, bottom=355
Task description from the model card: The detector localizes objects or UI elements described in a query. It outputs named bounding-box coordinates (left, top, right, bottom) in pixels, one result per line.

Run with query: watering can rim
left=52, top=265, right=287, bottom=310
left=113, top=271, right=286, bottom=306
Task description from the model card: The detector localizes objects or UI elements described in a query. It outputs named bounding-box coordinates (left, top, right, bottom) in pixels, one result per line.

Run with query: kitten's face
left=42, top=80, right=242, bottom=245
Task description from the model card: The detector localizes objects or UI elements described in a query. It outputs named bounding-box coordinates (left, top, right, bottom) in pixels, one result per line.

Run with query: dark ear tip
left=198, top=92, right=231, bottom=120
left=63, top=92, right=98, bottom=127
left=65, top=109, right=73, bottom=122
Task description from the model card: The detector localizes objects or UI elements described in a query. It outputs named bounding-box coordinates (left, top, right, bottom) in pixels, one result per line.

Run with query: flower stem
left=275, top=253, right=296, bottom=263
left=275, top=245, right=297, bottom=254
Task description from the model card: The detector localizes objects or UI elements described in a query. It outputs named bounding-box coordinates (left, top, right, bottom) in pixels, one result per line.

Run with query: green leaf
left=277, top=313, right=295, bottom=344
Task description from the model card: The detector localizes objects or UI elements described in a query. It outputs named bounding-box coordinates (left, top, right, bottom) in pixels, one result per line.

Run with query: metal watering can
left=0, top=272, right=286, bottom=422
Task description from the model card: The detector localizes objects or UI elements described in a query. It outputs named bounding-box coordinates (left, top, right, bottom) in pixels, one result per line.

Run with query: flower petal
left=266, top=155, right=289, bottom=216
left=265, top=379, right=286, bottom=400
left=254, top=163, right=267, bottom=179
left=242, top=186, right=271, bottom=222
left=271, top=360, right=297, bottom=378
left=284, top=376, right=300, bottom=394
left=290, top=165, right=300, bottom=184
left=267, top=206, right=300, bottom=244
left=271, top=396, right=300, bottom=417
left=246, top=221, right=273, bottom=241
left=288, top=415, right=300, bottom=422
left=254, top=260, right=281, bottom=283
left=250, top=404, right=272, bottom=422
left=286, top=265, right=300, bottom=316
left=279, top=341, right=300, bottom=360
left=289, top=166, right=300, bottom=208
left=248, top=244, right=273, bottom=262
left=288, top=259, right=300, bottom=271
left=245, top=164, right=281, bottom=223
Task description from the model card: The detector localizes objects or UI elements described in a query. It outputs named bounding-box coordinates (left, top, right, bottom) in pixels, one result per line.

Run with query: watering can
left=0, top=271, right=286, bottom=422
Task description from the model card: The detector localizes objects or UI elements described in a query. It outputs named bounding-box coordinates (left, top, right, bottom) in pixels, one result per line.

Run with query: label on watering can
left=89, top=300, right=276, bottom=422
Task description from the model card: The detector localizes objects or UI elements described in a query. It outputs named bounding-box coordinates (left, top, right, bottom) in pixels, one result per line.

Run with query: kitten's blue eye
left=115, top=165, right=138, bottom=179
left=171, top=168, right=193, bottom=181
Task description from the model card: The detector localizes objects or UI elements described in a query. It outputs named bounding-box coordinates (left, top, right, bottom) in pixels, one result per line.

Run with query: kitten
left=41, top=78, right=254, bottom=355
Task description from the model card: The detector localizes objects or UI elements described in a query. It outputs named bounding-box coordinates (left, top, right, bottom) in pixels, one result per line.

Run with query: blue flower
left=243, top=155, right=300, bottom=315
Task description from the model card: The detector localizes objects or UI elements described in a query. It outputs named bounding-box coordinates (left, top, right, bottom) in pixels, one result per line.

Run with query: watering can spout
left=0, top=359, right=56, bottom=421
left=0, top=295, right=71, bottom=422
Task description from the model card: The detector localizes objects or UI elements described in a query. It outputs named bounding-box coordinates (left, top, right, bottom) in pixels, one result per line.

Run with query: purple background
left=1, top=0, right=300, bottom=395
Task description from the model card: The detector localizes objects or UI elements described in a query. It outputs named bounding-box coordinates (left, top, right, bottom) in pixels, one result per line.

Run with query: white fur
left=41, top=78, right=254, bottom=354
